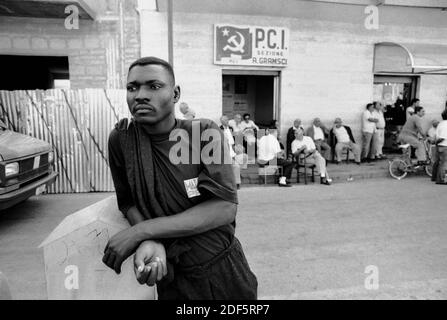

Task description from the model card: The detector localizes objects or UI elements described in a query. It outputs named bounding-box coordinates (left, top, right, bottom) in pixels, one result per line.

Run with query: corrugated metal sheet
left=0, top=89, right=130, bottom=193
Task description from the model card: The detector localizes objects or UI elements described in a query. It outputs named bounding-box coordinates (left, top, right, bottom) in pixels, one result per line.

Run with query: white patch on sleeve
left=184, top=177, right=201, bottom=198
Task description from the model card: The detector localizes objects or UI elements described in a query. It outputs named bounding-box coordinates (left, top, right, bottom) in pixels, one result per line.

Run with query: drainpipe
left=118, top=0, right=126, bottom=88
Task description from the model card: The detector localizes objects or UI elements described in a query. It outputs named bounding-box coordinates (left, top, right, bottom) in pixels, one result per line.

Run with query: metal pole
left=119, top=0, right=126, bottom=88
left=167, top=0, right=174, bottom=68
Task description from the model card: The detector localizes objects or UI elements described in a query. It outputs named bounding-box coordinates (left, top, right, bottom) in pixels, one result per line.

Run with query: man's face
left=313, top=118, right=321, bottom=127
left=244, top=115, right=250, bottom=123
left=294, top=129, right=304, bottom=140
left=417, top=108, right=425, bottom=117
left=234, top=114, right=242, bottom=123
left=126, top=64, right=179, bottom=125
left=221, top=116, right=229, bottom=127
left=334, top=119, right=342, bottom=128
left=294, top=119, right=301, bottom=128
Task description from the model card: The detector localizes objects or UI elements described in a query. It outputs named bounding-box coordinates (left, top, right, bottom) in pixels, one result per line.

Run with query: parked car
left=0, top=119, right=57, bottom=210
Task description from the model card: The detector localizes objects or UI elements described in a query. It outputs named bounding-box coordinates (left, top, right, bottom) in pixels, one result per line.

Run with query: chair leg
left=297, top=167, right=300, bottom=183
left=311, top=167, right=315, bottom=182
left=346, top=149, right=350, bottom=163
left=304, top=167, right=308, bottom=184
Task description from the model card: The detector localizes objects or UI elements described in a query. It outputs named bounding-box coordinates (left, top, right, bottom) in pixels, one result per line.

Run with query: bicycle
left=388, top=139, right=433, bottom=180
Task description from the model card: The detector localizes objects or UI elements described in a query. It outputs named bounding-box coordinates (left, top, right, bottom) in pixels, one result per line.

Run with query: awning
left=0, top=0, right=98, bottom=20
left=374, top=42, right=447, bottom=75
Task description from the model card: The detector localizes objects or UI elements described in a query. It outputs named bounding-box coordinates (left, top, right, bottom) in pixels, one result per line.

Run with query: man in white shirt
left=240, top=113, right=259, bottom=132
left=228, top=114, right=243, bottom=135
left=329, top=118, right=361, bottom=164
left=291, top=128, right=331, bottom=185
left=373, top=102, right=386, bottom=159
left=361, top=103, right=379, bottom=162
left=433, top=110, right=447, bottom=184
left=257, top=128, right=294, bottom=187
left=427, top=119, right=439, bottom=143
left=220, top=115, right=236, bottom=159
left=286, top=119, right=305, bottom=157
left=306, top=118, right=331, bottom=160
left=178, top=102, right=195, bottom=120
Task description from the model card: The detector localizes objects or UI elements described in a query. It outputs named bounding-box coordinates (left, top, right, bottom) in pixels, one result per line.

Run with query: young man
left=104, top=57, right=257, bottom=300
left=398, top=106, right=428, bottom=165
left=291, top=128, right=331, bottom=185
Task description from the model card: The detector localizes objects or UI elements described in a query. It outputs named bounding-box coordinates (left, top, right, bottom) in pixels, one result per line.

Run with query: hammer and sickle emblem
left=223, top=31, right=245, bottom=53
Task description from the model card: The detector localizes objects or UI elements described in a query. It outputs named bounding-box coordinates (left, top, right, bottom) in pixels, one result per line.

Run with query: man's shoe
left=278, top=182, right=292, bottom=187
left=320, top=177, right=331, bottom=185
left=355, top=161, right=361, bottom=165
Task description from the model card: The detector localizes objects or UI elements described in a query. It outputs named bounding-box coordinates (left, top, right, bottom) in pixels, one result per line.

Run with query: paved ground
left=0, top=177, right=446, bottom=299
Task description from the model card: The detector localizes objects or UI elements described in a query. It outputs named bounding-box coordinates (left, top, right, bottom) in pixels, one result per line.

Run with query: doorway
left=373, top=75, right=419, bottom=152
left=0, top=55, right=69, bottom=90
left=222, top=71, right=280, bottom=127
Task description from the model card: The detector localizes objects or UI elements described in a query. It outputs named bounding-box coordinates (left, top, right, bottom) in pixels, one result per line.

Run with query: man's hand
left=134, top=241, right=167, bottom=287
left=103, top=226, right=142, bottom=274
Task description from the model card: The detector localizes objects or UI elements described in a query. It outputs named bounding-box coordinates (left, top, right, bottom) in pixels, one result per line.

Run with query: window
left=0, top=55, right=69, bottom=90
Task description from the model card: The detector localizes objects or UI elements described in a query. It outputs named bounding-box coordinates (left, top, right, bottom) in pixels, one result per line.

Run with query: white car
left=0, top=119, right=57, bottom=210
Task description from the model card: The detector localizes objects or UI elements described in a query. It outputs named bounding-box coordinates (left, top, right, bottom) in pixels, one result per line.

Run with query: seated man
left=329, top=118, right=361, bottom=165
left=229, top=114, right=243, bottom=136
left=286, top=118, right=305, bottom=157
left=291, top=128, right=331, bottom=185
left=398, top=106, right=428, bottom=165
left=257, top=127, right=294, bottom=187
left=306, top=117, right=331, bottom=160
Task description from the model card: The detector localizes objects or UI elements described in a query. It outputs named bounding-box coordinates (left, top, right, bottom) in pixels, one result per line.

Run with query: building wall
left=0, top=0, right=140, bottom=89
left=140, top=3, right=447, bottom=141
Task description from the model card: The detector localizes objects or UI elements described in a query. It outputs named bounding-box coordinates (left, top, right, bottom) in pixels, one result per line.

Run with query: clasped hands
left=102, top=226, right=168, bottom=287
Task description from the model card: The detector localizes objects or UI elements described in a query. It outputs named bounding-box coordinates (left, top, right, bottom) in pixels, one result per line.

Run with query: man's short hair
left=414, top=106, right=424, bottom=114
left=128, top=56, right=175, bottom=84
left=243, top=113, right=250, bottom=119
left=442, top=110, right=447, bottom=120
left=366, top=103, right=373, bottom=110
left=411, top=98, right=420, bottom=105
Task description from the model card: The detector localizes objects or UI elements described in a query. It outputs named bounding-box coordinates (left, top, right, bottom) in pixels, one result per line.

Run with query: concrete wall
left=0, top=0, right=140, bottom=89
left=139, top=2, right=447, bottom=142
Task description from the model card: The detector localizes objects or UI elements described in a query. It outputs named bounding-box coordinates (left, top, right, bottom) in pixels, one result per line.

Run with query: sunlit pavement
left=1, top=177, right=446, bottom=299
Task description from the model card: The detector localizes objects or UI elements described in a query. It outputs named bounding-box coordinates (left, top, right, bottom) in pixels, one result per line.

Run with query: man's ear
left=173, top=85, right=181, bottom=103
